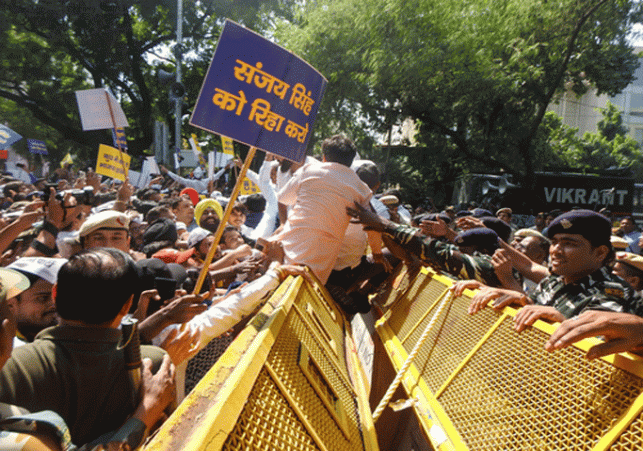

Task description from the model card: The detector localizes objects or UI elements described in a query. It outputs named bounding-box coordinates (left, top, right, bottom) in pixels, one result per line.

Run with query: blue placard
left=27, top=139, right=48, bottom=155
left=0, top=125, right=23, bottom=149
left=190, top=20, right=327, bottom=163
left=112, top=127, right=128, bottom=151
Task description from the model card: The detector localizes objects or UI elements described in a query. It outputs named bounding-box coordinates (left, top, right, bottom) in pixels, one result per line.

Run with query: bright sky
left=630, top=23, right=643, bottom=47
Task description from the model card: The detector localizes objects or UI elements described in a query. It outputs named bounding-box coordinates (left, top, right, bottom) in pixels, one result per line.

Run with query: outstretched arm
left=496, top=239, right=549, bottom=283
left=545, top=311, right=643, bottom=359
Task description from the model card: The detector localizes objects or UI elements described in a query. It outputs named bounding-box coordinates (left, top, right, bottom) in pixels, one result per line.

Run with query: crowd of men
left=1, top=134, right=643, bottom=448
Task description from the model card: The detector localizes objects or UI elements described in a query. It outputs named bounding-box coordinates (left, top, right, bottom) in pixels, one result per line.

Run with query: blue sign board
left=190, top=20, right=327, bottom=163
left=0, top=125, right=22, bottom=149
left=27, top=139, right=48, bottom=155
left=112, top=127, right=128, bottom=151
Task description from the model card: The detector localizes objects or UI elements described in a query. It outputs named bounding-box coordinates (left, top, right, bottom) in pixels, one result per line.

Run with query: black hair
left=243, top=193, right=266, bottom=212
left=3, top=182, right=22, bottom=198
left=171, top=195, right=192, bottom=210
left=221, top=225, right=242, bottom=248
left=141, top=240, right=175, bottom=258
left=355, top=162, right=380, bottom=190
left=145, top=205, right=172, bottom=224
left=321, top=135, right=356, bottom=167
left=231, top=202, right=248, bottom=215
left=534, top=235, right=551, bottom=256
left=181, top=268, right=212, bottom=296
left=55, top=248, right=139, bottom=324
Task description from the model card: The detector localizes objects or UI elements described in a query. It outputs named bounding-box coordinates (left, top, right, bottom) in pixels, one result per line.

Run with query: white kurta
left=275, top=161, right=372, bottom=284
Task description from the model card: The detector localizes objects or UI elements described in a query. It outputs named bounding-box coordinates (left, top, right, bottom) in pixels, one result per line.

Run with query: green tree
left=275, top=0, right=642, bottom=204
left=0, top=0, right=295, bottom=165
left=553, top=103, right=643, bottom=178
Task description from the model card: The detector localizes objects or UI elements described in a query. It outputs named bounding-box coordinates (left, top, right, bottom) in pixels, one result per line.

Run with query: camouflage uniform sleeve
left=385, top=224, right=501, bottom=286
left=555, top=293, right=626, bottom=318
left=626, top=294, right=643, bottom=317
left=556, top=281, right=631, bottom=318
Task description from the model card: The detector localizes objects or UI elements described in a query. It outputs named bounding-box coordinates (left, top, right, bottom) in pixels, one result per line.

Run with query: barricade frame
left=374, top=265, right=643, bottom=451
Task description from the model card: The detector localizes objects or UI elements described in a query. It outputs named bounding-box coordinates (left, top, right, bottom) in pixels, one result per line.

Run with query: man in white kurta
left=274, top=135, right=373, bottom=285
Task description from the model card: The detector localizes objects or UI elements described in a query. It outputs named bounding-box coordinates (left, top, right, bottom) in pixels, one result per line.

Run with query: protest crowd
left=2, top=134, right=643, bottom=449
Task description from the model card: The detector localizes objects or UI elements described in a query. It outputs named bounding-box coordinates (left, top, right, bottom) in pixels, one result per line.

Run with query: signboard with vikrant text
left=534, top=173, right=634, bottom=214
left=190, top=20, right=327, bottom=163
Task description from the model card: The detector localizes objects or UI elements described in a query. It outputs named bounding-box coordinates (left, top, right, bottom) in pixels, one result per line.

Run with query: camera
left=68, top=186, right=95, bottom=206
left=42, top=186, right=95, bottom=206
left=41, top=183, right=58, bottom=202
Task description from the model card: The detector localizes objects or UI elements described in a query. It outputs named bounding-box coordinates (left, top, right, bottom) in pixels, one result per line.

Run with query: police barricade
left=372, top=265, right=643, bottom=451
left=143, top=273, right=378, bottom=451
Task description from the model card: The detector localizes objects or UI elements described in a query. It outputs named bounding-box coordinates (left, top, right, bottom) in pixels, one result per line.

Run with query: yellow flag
left=239, top=177, right=261, bottom=195
left=60, top=153, right=73, bottom=168
left=190, top=133, right=208, bottom=169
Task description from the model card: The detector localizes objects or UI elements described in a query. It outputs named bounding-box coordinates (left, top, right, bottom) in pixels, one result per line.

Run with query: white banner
left=75, top=88, right=129, bottom=131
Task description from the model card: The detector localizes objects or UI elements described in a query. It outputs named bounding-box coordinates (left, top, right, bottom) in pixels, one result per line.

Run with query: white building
left=548, top=47, right=643, bottom=144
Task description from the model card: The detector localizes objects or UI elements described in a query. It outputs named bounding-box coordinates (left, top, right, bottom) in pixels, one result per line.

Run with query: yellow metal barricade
left=144, top=274, right=378, bottom=451
left=374, top=266, right=643, bottom=451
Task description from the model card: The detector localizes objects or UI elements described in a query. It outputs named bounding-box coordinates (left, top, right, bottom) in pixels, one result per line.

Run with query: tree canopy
left=544, top=103, right=643, bottom=179
left=1, top=0, right=642, bottom=204
left=275, top=0, right=643, bottom=205
left=0, top=0, right=295, bottom=165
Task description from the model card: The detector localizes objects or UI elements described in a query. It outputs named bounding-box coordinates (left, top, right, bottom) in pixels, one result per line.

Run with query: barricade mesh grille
left=611, top=413, right=643, bottom=450
left=435, top=318, right=643, bottom=450
left=265, top=306, right=363, bottom=450
left=222, top=368, right=319, bottom=451
left=379, top=268, right=643, bottom=450
left=387, top=271, right=442, bottom=337
left=408, top=293, right=499, bottom=393
left=223, top=298, right=363, bottom=451
left=374, top=264, right=424, bottom=311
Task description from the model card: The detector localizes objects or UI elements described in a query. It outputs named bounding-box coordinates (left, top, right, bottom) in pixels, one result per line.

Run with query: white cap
left=187, top=227, right=212, bottom=249
left=8, top=257, right=68, bottom=284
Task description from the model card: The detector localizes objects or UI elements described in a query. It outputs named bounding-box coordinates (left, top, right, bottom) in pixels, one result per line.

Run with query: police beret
left=480, top=216, right=512, bottom=242
left=616, top=252, right=643, bottom=273
left=79, top=211, right=130, bottom=237
left=472, top=208, right=494, bottom=218
left=454, top=228, right=499, bottom=253
left=416, top=212, right=452, bottom=225
left=546, top=210, right=611, bottom=247
left=456, top=210, right=473, bottom=218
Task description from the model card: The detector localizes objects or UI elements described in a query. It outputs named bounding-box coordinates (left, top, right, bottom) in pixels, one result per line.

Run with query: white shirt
left=165, top=167, right=226, bottom=193
left=152, top=270, right=281, bottom=352
left=275, top=161, right=372, bottom=284
left=246, top=161, right=279, bottom=240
